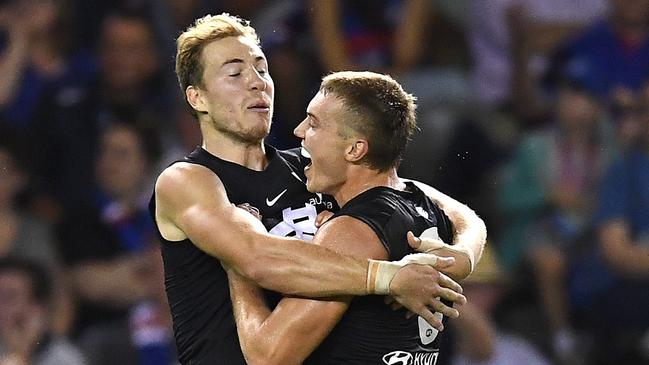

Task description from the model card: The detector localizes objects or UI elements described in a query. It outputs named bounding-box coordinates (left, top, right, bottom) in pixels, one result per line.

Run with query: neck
left=332, top=166, right=403, bottom=207
left=200, top=122, right=268, bottom=171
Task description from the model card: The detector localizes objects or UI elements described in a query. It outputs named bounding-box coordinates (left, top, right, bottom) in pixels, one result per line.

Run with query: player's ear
left=186, top=85, right=208, bottom=114
left=345, top=139, right=368, bottom=163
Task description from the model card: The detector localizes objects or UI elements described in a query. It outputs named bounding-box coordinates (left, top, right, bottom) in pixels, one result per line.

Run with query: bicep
left=155, top=164, right=268, bottom=270
left=261, top=216, right=388, bottom=362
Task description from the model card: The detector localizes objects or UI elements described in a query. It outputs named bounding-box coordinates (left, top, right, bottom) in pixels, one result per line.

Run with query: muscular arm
left=155, top=163, right=368, bottom=297
left=228, top=216, right=464, bottom=365
left=404, top=179, right=487, bottom=279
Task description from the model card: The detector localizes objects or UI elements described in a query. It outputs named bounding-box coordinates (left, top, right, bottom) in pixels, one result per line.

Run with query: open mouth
left=300, top=145, right=311, bottom=159
left=301, top=144, right=312, bottom=172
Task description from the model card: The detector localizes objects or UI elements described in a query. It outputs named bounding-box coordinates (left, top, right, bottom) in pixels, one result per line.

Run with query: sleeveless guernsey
left=148, top=145, right=336, bottom=364
left=306, top=182, right=454, bottom=365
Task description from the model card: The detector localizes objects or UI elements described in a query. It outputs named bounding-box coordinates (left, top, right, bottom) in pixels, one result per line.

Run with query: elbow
left=237, top=254, right=267, bottom=285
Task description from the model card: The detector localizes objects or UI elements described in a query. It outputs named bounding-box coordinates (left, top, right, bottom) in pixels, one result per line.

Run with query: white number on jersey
left=268, top=204, right=318, bottom=241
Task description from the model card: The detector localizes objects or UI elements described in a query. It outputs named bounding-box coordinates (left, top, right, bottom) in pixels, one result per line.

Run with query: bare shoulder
left=315, top=216, right=388, bottom=260
left=154, top=162, right=232, bottom=241
left=155, top=162, right=228, bottom=207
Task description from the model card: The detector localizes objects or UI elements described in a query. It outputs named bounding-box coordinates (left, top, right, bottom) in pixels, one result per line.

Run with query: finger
left=390, top=302, right=403, bottom=311
left=407, top=231, right=421, bottom=250
left=418, top=308, right=444, bottom=331
left=430, top=299, right=460, bottom=319
left=433, top=256, right=455, bottom=270
left=438, top=273, right=463, bottom=294
left=436, top=286, right=467, bottom=306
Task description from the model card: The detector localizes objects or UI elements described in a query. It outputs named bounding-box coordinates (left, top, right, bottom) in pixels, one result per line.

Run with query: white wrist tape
left=367, top=253, right=440, bottom=295
left=416, top=230, right=475, bottom=272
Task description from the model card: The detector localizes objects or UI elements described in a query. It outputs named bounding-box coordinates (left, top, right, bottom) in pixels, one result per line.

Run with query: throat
left=201, top=139, right=268, bottom=171
left=333, top=168, right=402, bottom=207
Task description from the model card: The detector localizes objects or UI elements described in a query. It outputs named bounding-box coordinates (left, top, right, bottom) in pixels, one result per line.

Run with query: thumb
left=407, top=231, right=421, bottom=250
left=433, top=256, right=455, bottom=270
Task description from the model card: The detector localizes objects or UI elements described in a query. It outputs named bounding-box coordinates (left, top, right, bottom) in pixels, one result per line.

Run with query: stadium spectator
left=0, top=0, right=96, bottom=130
left=581, top=79, right=649, bottom=364
left=0, top=257, right=85, bottom=365
left=545, top=0, right=649, bottom=101
left=57, top=122, right=174, bottom=365
left=0, top=127, right=73, bottom=335
left=497, top=79, right=616, bottom=362
left=27, top=11, right=167, bottom=223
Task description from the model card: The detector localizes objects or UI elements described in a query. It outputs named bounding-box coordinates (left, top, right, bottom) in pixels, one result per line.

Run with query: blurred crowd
left=0, top=0, right=648, bottom=364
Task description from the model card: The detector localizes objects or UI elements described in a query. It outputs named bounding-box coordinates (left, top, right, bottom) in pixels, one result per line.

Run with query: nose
left=249, top=69, right=269, bottom=91
left=294, top=119, right=307, bottom=138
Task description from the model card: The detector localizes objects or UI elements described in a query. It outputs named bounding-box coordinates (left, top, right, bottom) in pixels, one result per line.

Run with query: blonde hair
left=175, top=13, right=259, bottom=115
left=320, top=71, right=418, bottom=171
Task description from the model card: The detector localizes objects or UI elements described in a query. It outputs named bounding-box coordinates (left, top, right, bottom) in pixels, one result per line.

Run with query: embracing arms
left=228, top=216, right=466, bottom=365
left=154, top=163, right=448, bottom=299
left=406, top=179, right=487, bottom=280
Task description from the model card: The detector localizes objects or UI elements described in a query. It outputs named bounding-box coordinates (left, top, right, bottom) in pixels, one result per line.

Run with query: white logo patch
left=415, top=206, right=429, bottom=219
left=266, top=189, right=288, bottom=207
left=418, top=315, right=442, bottom=345
left=268, top=204, right=318, bottom=241
left=382, top=351, right=413, bottom=365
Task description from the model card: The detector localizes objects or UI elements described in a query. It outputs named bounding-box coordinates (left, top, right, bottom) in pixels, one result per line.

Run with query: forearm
left=241, top=233, right=368, bottom=297
left=393, top=0, right=429, bottom=73
left=228, top=270, right=345, bottom=365
left=310, top=0, right=355, bottom=71
left=226, top=272, right=274, bottom=364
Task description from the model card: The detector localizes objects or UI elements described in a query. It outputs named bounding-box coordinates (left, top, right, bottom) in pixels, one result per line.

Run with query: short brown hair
left=320, top=71, right=417, bottom=171
left=175, top=13, right=259, bottom=116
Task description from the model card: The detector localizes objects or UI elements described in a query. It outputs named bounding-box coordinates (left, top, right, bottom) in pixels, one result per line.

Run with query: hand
left=408, top=231, right=474, bottom=275
left=237, top=203, right=262, bottom=221
left=388, top=257, right=466, bottom=331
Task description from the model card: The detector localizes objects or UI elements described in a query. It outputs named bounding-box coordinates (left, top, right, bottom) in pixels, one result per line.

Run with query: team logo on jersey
left=268, top=204, right=318, bottom=241
left=382, top=351, right=413, bottom=365
left=415, top=206, right=429, bottom=219
left=418, top=315, right=442, bottom=345
left=266, top=189, right=288, bottom=207
left=382, top=350, right=439, bottom=365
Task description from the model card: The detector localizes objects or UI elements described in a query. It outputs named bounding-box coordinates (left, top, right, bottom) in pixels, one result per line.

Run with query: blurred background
left=0, top=0, right=648, bottom=364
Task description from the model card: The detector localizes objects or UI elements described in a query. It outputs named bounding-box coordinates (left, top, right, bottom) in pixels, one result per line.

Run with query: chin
left=306, top=180, right=317, bottom=193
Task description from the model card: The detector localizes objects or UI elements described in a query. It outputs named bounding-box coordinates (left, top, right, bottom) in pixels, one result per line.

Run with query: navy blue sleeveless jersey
left=306, top=182, right=454, bottom=365
left=148, top=145, right=336, bottom=364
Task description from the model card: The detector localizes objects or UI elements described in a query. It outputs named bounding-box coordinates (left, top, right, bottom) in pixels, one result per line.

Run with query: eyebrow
left=306, top=112, right=319, bottom=122
left=221, top=56, right=267, bottom=67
